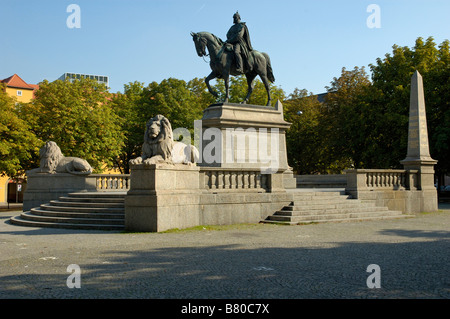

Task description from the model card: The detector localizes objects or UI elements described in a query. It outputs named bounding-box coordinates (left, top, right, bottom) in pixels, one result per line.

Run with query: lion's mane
left=129, top=115, right=175, bottom=165
left=142, top=115, right=174, bottom=162
left=130, top=115, right=199, bottom=166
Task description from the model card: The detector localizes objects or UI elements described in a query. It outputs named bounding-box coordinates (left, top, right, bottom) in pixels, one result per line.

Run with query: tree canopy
left=17, top=78, right=124, bottom=172
left=369, top=36, right=450, bottom=176
left=282, top=37, right=449, bottom=176
left=1, top=36, right=448, bottom=180
left=0, top=84, right=40, bottom=176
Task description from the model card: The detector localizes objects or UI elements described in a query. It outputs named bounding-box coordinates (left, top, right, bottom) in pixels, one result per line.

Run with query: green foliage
left=137, top=78, right=208, bottom=132
left=285, top=37, right=449, bottom=175
left=370, top=36, right=450, bottom=173
left=109, top=81, right=146, bottom=173
left=19, top=78, right=124, bottom=172
left=212, top=75, right=285, bottom=106
left=5, top=36, right=448, bottom=179
left=323, top=66, right=389, bottom=169
left=0, top=84, right=40, bottom=176
left=284, top=89, right=342, bottom=174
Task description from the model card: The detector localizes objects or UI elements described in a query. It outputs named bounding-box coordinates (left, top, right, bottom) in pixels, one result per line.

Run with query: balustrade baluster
left=249, top=172, right=255, bottom=188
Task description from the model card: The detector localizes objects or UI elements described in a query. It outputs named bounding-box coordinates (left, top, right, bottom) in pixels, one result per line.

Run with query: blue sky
left=1, top=0, right=449, bottom=95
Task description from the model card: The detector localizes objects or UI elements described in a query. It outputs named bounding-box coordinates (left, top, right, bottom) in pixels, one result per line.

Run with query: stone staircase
left=263, top=190, right=413, bottom=225
left=10, top=192, right=126, bottom=231
left=10, top=189, right=414, bottom=230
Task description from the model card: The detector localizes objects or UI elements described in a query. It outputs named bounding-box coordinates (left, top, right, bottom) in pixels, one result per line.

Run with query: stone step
left=49, top=200, right=124, bottom=208
left=262, top=190, right=414, bottom=225
left=284, top=201, right=378, bottom=211
left=267, top=210, right=404, bottom=223
left=68, top=192, right=127, bottom=198
left=58, top=196, right=125, bottom=203
left=288, top=198, right=362, bottom=206
left=9, top=215, right=124, bottom=231
left=263, top=214, right=414, bottom=225
left=18, top=211, right=125, bottom=226
left=9, top=191, right=127, bottom=231
left=30, top=208, right=124, bottom=219
left=292, top=191, right=347, bottom=199
left=275, top=206, right=390, bottom=216
left=40, top=203, right=124, bottom=213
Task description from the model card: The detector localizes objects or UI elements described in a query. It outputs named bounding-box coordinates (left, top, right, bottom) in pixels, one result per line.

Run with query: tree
left=322, top=66, right=393, bottom=169
left=110, top=81, right=146, bottom=174
left=187, top=77, right=217, bottom=107
left=211, top=75, right=285, bottom=106
left=0, top=84, right=40, bottom=176
left=313, top=37, right=449, bottom=175
left=138, top=78, right=206, bottom=133
left=370, top=36, right=450, bottom=179
left=111, top=77, right=217, bottom=174
left=284, top=89, right=335, bottom=174
left=18, top=78, right=124, bottom=172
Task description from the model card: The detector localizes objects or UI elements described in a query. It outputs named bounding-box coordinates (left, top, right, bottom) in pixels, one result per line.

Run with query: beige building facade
left=1, top=74, right=39, bottom=205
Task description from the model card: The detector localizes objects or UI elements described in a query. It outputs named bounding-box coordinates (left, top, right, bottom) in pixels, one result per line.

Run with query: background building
left=58, top=72, right=109, bottom=87
left=1, top=74, right=39, bottom=206
left=1, top=74, right=39, bottom=103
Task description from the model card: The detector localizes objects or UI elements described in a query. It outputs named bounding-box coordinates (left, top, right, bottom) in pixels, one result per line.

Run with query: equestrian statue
left=191, top=12, right=275, bottom=106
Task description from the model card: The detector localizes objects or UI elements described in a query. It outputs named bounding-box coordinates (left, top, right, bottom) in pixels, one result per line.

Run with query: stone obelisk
left=402, top=70, right=436, bottom=164
left=401, top=70, right=437, bottom=211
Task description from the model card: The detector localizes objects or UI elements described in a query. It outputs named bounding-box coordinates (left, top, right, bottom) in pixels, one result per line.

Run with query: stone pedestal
left=125, top=164, right=201, bottom=232
left=124, top=102, right=299, bottom=232
left=344, top=71, right=438, bottom=214
left=23, top=173, right=97, bottom=211
left=400, top=70, right=438, bottom=212
left=195, top=101, right=296, bottom=190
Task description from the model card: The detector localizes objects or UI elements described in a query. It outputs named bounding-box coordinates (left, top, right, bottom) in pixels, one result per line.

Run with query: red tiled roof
left=1, top=74, right=36, bottom=90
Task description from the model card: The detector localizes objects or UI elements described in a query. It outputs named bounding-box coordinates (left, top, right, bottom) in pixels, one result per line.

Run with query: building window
left=17, top=90, right=22, bottom=96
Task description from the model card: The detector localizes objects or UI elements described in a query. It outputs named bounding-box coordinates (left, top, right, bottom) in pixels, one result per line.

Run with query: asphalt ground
left=0, top=204, right=449, bottom=312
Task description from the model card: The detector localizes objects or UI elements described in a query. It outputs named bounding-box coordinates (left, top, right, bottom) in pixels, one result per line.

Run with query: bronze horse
left=191, top=31, right=275, bottom=106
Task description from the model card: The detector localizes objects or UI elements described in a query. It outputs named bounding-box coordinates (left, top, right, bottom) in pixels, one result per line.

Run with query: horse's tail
left=263, top=52, right=275, bottom=83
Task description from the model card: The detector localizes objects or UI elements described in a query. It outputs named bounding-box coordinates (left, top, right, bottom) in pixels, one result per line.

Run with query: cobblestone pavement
left=1, top=204, right=449, bottom=300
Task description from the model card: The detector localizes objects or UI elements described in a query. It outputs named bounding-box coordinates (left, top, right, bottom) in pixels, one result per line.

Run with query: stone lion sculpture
left=27, top=141, right=93, bottom=175
left=130, top=115, right=199, bottom=165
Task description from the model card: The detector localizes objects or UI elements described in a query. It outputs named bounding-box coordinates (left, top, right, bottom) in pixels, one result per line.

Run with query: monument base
left=124, top=102, right=297, bottom=232
left=124, top=164, right=296, bottom=232
left=125, top=164, right=201, bottom=232
left=400, top=159, right=438, bottom=213
left=23, top=173, right=97, bottom=211
left=197, top=101, right=296, bottom=187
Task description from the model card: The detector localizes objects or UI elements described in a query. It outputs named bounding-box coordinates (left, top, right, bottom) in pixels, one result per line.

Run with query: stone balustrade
left=364, top=170, right=407, bottom=189
left=345, top=169, right=419, bottom=191
left=92, top=174, right=131, bottom=191
left=200, top=168, right=268, bottom=191
left=344, top=168, right=429, bottom=214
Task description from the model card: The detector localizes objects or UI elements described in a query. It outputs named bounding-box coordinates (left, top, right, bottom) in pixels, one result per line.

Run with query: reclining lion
left=27, top=141, right=93, bottom=175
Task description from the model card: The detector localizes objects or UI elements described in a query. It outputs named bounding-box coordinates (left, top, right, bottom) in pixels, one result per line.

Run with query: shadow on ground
left=1, top=227, right=449, bottom=299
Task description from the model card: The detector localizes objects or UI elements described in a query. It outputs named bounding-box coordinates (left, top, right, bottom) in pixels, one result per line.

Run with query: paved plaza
left=1, top=204, right=449, bottom=300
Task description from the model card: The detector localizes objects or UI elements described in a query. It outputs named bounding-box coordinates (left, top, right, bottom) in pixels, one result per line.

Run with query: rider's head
left=233, top=11, right=241, bottom=24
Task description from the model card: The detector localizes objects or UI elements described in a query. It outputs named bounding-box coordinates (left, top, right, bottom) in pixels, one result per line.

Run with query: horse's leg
left=260, top=74, right=272, bottom=106
left=242, top=72, right=257, bottom=104
left=223, top=72, right=230, bottom=103
left=205, top=71, right=219, bottom=98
